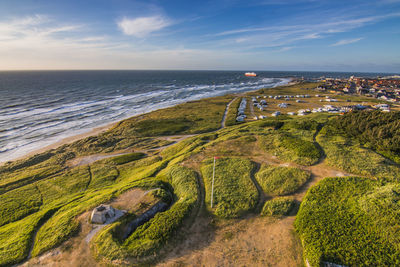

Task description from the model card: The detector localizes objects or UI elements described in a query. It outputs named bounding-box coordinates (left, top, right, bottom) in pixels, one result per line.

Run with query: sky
left=0, top=0, right=399, bottom=72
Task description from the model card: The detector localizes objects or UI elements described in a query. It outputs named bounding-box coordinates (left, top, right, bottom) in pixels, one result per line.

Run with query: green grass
left=317, top=124, right=400, bottom=181
left=36, top=166, right=90, bottom=204
left=325, top=111, right=400, bottom=164
left=225, top=97, right=242, bottom=126
left=201, top=157, right=258, bottom=218
left=111, top=96, right=232, bottom=137
left=259, top=129, right=321, bottom=166
left=295, top=177, right=400, bottom=266
left=255, top=82, right=321, bottom=95
left=261, top=197, right=295, bottom=216
left=256, top=165, right=311, bottom=196
left=0, top=206, right=60, bottom=266
left=0, top=184, right=42, bottom=227
left=110, top=152, right=146, bottom=165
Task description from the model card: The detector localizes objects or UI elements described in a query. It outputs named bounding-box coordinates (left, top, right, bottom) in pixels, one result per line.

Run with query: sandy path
left=221, top=97, right=238, bottom=128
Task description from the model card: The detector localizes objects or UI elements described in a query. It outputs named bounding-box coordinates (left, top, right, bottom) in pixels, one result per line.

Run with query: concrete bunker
left=91, top=204, right=116, bottom=224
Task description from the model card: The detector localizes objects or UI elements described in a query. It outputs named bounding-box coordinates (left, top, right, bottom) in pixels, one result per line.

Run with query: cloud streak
left=117, top=15, right=171, bottom=38
left=211, top=12, right=400, bottom=50
left=331, top=38, right=363, bottom=46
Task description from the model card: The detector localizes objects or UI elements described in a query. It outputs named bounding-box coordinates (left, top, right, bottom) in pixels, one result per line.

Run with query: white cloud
left=117, top=15, right=171, bottom=38
left=331, top=38, right=363, bottom=46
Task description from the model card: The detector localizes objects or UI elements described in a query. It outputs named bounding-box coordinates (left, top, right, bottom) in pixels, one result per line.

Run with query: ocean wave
left=0, top=76, right=290, bottom=163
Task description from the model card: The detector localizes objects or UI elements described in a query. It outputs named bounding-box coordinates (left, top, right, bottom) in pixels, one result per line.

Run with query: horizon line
left=0, top=69, right=397, bottom=74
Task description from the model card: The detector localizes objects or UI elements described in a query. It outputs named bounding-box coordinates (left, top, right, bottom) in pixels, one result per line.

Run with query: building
left=91, top=204, right=116, bottom=224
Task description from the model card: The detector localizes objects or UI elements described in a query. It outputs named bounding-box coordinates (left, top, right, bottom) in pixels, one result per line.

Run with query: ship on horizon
left=245, top=72, right=257, bottom=77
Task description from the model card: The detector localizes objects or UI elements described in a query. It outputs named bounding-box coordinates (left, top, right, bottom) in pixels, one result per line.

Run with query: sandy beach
left=3, top=122, right=115, bottom=165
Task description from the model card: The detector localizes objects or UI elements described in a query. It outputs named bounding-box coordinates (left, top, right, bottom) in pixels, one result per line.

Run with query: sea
left=0, top=70, right=392, bottom=163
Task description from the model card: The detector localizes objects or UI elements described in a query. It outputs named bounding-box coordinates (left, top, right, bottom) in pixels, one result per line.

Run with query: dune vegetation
left=201, top=157, right=258, bottom=218
left=295, top=177, right=400, bottom=266
left=261, top=197, right=295, bottom=216
left=256, top=165, right=311, bottom=196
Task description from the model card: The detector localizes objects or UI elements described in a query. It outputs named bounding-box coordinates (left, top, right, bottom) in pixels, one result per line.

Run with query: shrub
left=260, top=132, right=320, bottom=166
left=295, top=177, right=400, bottom=266
left=261, top=197, right=295, bottom=216
left=256, top=165, right=310, bottom=196
left=201, top=157, right=258, bottom=218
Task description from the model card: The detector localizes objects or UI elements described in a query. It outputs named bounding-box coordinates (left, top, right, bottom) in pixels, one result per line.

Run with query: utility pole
left=211, top=156, right=216, bottom=208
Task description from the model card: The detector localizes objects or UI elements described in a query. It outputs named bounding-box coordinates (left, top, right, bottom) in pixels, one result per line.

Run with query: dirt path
left=249, top=98, right=256, bottom=119
left=249, top=162, right=267, bottom=213
left=158, top=216, right=303, bottom=267
left=221, top=96, right=238, bottom=129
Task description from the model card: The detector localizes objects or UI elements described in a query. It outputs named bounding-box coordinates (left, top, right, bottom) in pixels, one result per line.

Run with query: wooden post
left=211, top=157, right=216, bottom=208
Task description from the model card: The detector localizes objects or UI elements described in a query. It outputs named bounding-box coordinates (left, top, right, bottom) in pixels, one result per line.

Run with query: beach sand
left=4, top=122, right=115, bottom=165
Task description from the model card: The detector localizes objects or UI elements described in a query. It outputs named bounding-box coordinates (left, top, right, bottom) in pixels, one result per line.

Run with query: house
left=278, top=103, right=288, bottom=108
left=91, top=205, right=116, bottom=224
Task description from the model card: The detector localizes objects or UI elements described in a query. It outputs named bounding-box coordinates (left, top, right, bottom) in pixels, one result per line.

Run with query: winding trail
left=248, top=162, right=266, bottom=213
left=85, top=166, right=92, bottom=190
left=220, top=97, right=238, bottom=129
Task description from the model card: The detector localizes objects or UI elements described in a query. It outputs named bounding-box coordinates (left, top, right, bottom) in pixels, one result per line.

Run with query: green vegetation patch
left=295, top=177, right=400, bottom=266
left=256, top=165, right=310, bottom=196
left=0, top=184, right=42, bottom=227
left=110, top=152, right=146, bottom=165
left=225, top=97, right=242, bottom=126
left=36, top=166, right=90, bottom=204
left=0, top=206, right=60, bottom=266
left=112, top=96, right=232, bottom=137
left=201, top=157, right=258, bottom=218
left=317, top=123, right=400, bottom=181
left=329, top=111, right=400, bottom=163
left=260, top=131, right=321, bottom=166
left=261, top=197, right=295, bottom=216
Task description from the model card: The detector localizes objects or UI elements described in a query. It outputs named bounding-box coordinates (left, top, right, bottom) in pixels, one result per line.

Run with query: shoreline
left=1, top=79, right=294, bottom=166
left=2, top=122, right=115, bottom=165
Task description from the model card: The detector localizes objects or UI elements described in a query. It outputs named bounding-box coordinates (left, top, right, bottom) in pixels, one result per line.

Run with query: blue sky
left=0, top=0, right=399, bottom=72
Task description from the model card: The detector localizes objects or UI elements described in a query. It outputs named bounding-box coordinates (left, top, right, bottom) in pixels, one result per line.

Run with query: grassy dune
left=295, top=177, right=400, bottom=266
left=261, top=197, right=295, bottom=216
left=201, top=157, right=258, bottom=218
left=256, top=165, right=311, bottom=196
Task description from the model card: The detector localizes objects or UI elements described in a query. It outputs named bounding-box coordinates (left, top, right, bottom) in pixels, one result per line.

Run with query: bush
left=201, top=157, right=258, bottom=218
left=260, top=132, right=321, bottom=166
left=261, top=197, right=295, bottom=216
left=295, top=177, right=400, bottom=266
left=256, top=165, right=310, bottom=196
left=317, top=124, right=400, bottom=181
